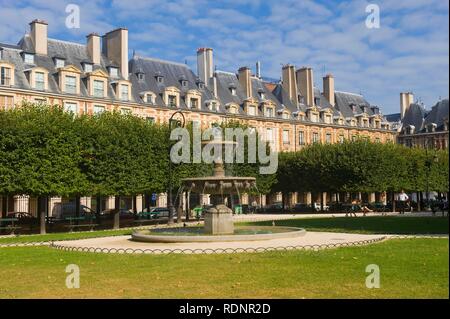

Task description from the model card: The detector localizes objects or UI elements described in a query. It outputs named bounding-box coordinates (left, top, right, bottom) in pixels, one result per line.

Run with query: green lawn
left=0, top=229, right=133, bottom=244
left=241, top=216, right=449, bottom=235
left=0, top=238, right=447, bottom=298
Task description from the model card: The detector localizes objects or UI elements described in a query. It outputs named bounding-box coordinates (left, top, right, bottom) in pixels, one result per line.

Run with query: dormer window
left=155, top=72, right=164, bottom=83
left=24, top=53, right=34, bottom=64
left=190, top=98, right=198, bottom=109
left=198, top=82, right=205, bottom=89
left=120, top=84, right=129, bottom=101
left=298, top=95, right=304, bottom=104
left=0, top=49, right=3, bottom=60
left=168, top=95, right=177, bottom=107
left=83, top=63, right=93, bottom=73
left=257, top=89, right=265, bottom=100
left=209, top=101, right=217, bottom=111
left=35, top=72, right=45, bottom=90
left=55, top=58, right=65, bottom=68
left=137, top=72, right=145, bottom=81
left=65, top=75, right=77, bottom=94
left=229, top=84, right=236, bottom=96
left=145, top=93, right=154, bottom=104
left=0, top=65, right=12, bottom=86
left=109, top=67, right=119, bottom=77
left=265, top=107, right=274, bottom=117
left=181, top=80, right=188, bottom=87
left=282, top=112, right=290, bottom=120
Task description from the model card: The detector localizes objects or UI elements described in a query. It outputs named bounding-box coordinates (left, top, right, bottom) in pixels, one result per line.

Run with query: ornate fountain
left=131, top=126, right=305, bottom=243
left=181, top=140, right=256, bottom=235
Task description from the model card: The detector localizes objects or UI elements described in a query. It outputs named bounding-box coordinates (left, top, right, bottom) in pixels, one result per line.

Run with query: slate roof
left=334, top=91, right=374, bottom=118
left=401, top=103, right=426, bottom=131
left=129, top=55, right=215, bottom=110
left=423, top=99, right=449, bottom=131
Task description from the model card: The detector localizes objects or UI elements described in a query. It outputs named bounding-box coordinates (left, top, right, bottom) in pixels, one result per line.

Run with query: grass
left=241, top=216, right=449, bottom=235
left=0, top=229, right=133, bottom=244
left=0, top=238, right=447, bottom=298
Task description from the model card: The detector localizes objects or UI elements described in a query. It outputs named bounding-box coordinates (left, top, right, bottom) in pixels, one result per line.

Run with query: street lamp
left=167, top=111, right=185, bottom=225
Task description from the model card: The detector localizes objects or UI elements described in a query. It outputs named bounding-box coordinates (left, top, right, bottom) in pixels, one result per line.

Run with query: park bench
left=0, top=218, right=21, bottom=235
left=64, top=216, right=98, bottom=232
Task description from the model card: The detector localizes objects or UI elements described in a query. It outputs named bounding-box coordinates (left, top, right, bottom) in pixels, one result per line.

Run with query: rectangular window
left=93, top=80, right=104, bottom=97
left=326, top=133, right=332, bottom=143
left=265, top=108, right=273, bottom=117
left=312, top=132, right=320, bottom=143
left=35, top=72, right=45, bottom=90
left=282, top=112, right=290, bottom=120
left=24, top=53, right=34, bottom=64
left=146, top=94, right=153, bottom=104
left=84, top=64, right=93, bottom=73
left=0, top=95, right=14, bottom=109
left=282, top=130, right=290, bottom=144
left=298, top=131, right=305, bottom=145
left=375, top=137, right=381, bottom=143
left=210, top=102, right=217, bottom=111
left=64, top=102, right=77, bottom=114
left=168, top=95, right=177, bottom=107
left=146, top=117, right=155, bottom=124
left=120, top=84, right=129, bottom=101
left=190, top=98, right=198, bottom=109
left=65, top=75, right=77, bottom=94
left=109, top=67, right=118, bottom=77
left=55, top=59, right=65, bottom=68
left=0, top=67, right=11, bottom=86
left=339, top=135, right=345, bottom=143
left=34, top=98, right=47, bottom=104
left=93, top=105, right=105, bottom=114
left=248, top=105, right=256, bottom=116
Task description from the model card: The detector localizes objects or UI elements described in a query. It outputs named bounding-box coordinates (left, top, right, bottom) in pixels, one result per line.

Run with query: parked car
left=149, top=207, right=170, bottom=219
left=6, top=212, right=36, bottom=220
left=99, top=208, right=135, bottom=219
left=291, top=203, right=314, bottom=213
left=53, top=203, right=95, bottom=219
left=313, top=202, right=329, bottom=212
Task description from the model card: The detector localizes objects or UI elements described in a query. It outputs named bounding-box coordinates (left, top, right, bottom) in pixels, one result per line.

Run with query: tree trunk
left=281, top=192, right=286, bottom=213
left=416, top=192, right=421, bottom=211
left=132, top=195, right=137, bottom=214
left=1, top=195, right=7, bottom=218
left=75, top=195, right=80, bottom=225
left=38, top=196, right=46, bottom=235
left=113, top=196, right=120, bottom=229
left=320, top=192, right=324, bottom=212
left=95, top=195, right=102, bottom=225
left=391, top=192, right=396, bottom=213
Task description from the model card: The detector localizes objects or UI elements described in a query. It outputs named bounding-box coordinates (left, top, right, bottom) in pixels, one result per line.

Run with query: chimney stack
left=297, top=67, right=315, bottom=107
left=29, top=19, right=48, bottom=55
left=256, top=61, right=261, bottom=79
left=197, top=48, right=214, bottom=87
left=400, top=92, right=414, bottom=119
left=103, top=28, right=129, bottom=79
left=87, top=33, right=101, bottom=65
left=238, top=66, right=252, bottom=99
left=323, top=74, right=335, bottom=106
left=282, top=64, right=298, bottom=105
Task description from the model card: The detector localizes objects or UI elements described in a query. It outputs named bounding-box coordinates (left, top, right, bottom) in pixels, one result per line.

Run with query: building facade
left=0, top=19, right=396, bottom=215
left=389, top=92, right=449, bottom=150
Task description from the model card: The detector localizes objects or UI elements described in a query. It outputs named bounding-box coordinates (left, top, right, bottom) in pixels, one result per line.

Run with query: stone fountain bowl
left=131, top=226, right=306, bottom=243
left=181, top=176, right=256, bottom=194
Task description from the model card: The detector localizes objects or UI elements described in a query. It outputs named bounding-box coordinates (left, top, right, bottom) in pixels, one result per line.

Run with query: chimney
left=296, top=67, right=314, bottom=107
left=256, top=61, right=261, bottom=79
left=282, top=64, right=298, bottom=105
left=400, top=92, right=414, bottom=119
left=238, top=66, right=252, bottom=99
left=197, top=48, right=214, bottom=87
left=323, top=73, right=335, bottom=106
left=87, top=33, right=101, bottom=65
left=103, top=28, right=129, bottom=79
left=29, top=19, right=48, bottom=55
left=209, top=74, right=218, bottom=98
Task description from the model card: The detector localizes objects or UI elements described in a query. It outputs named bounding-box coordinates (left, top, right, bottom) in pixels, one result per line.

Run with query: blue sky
left=0, top=0, right=448, bottom=114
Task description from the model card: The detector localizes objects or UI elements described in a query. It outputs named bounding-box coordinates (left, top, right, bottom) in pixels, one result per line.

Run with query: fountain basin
left=131, top=226, right=306, bottom=243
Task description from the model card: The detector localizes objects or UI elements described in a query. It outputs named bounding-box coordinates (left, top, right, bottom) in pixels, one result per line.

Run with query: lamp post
left=167, top=111, right=185, bottom=225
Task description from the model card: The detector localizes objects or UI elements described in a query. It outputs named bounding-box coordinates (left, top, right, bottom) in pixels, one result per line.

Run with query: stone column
left=136, top=195, right=143, bottom=212
left=80, top=197, right=92, bottom=209
left=369, top=193, right=376, bottom=203
left=322, top=192, right=327, bottom=206
left=29, top=197, right=38, bottom=217
left=48, top=197, right=62, bottom=217
left=105, top=196, right=115, bottom=210
left=306, top=192, right=312, bottom=205
left=14, top=195, right=29, bottom=213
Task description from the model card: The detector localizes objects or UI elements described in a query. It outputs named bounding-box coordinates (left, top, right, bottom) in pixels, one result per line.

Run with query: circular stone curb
left=132, top=226, right=306, bottom=243
left=50, top=236, right=388, bottom=254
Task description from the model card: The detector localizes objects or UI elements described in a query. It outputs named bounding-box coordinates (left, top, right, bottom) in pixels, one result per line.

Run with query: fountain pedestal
left=204, top=204, right=234, bottom=235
